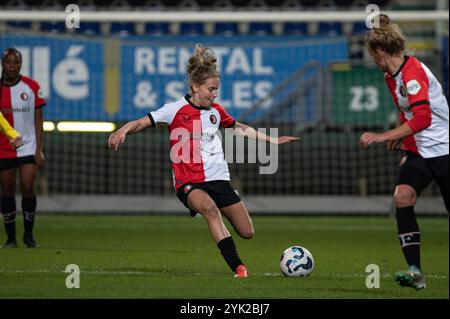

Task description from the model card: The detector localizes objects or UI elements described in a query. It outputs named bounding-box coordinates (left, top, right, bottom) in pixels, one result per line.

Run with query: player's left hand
left=276, top=136, right=300, bottom=145
left=35, top=150, right=45, bottom=167
left=108, top=130, right=127, bottom=151
left=359, top=132, right=386, bottom=149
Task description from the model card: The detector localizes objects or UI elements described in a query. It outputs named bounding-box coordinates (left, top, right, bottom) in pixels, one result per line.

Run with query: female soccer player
left=360, top=15, right=449, bottom=290
left=0, top=48, right=46, bottom=248
left=0, top=111, right=23, bottom=148
left=109, top=44, right=298, bottom=278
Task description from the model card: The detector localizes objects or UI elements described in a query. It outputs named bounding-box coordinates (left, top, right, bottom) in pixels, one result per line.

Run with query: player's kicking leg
left=187, top=189, right=248, bottom=278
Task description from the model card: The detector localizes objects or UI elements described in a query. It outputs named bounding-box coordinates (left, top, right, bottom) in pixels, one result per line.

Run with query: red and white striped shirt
left=148, top=95, right=235, bottom=191
left=385, top=56, right=449, bottom=158
left=0, top=75, right=46, bottom=158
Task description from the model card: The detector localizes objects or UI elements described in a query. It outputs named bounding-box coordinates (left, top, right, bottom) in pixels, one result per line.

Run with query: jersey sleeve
left=404, top=61, right=430, bottom=109
left=147, top=103, right=176, bottom=127
left=214, top=104, right=236, bottom=128
left=406, top=104, right=432, bottom=133
left=403, top=61, right=432, bottom=133
left=34, top=85, right=46, bottom=108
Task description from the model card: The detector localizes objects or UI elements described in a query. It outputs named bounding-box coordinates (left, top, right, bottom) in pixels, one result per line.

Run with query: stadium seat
left=214, top=23, right=239, bottom=36
left=110, top=22, right=136, bottom=36
left=332, top=0, right=354, bottom=6
left=78, top=22, right=101, bottom=36
left=180, top=22, right=205, bottom=35
left=160, top=0, right=183, bottom=6
left=145, top=22, right=170, bottom=35
left=298, top=0, right=319, bottom=7
left=58, top=0, right=76, bottom=6
left=371, top=0, right=391, bottom=6
left=6, top=21, right=32, bottom=31
left=264, top=0, right=286, bottom=6
left=23, top=0, right=45, bottom=6
left=283, top=22, right=308, bottom=35
left=196, top=0, right=217, bottom=6
left=318, top=22, right=343, bottom=36
left=230, top=0, right=251, bottom=6
left=249, top=23, right=273, bottom=36
left=353, top=22, right=369, bottom=35
left=40, top=21, right=67, bottom=33
left=127, top=0, right=147, bottom=6
left=93, top=0, right=111, bottom=7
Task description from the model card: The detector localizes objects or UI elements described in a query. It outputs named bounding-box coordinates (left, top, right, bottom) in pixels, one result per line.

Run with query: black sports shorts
left=397, top=151, right=449, bottom=196
left=0, top=155, right=36, bottom=172
left=176, top=180, right=242, bottom=217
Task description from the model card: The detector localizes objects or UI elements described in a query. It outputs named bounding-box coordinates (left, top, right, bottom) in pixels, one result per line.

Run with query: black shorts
left=397, top=151, right=449, bottom=196
left=0, top=156, right=36, bottom=172
left=176, top=180, right=242, bottom=217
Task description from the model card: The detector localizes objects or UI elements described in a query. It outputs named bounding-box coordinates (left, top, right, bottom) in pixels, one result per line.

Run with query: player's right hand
left=9, top=136, right=23, bottom=149
left=108, top=130, right=126, bottom=151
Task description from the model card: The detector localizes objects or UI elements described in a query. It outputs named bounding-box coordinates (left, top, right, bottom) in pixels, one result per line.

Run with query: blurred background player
left=108, top=44, right=298, bottom=278
left=0, top=48, right=46, bottom=248
left=360, top=15, right=449, bottom=290
left=0, top=111, right=23, bottom=149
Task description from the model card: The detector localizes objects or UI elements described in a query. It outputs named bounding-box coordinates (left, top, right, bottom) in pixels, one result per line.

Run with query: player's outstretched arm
left=359, top=122, right=413, bottom=150
left=108, top=116, right=151, bottom=151
left=233, top=121, right=300, bottom=145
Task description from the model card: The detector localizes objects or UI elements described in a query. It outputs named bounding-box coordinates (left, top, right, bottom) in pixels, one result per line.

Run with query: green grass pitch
left=0, top=215, right=447, bottom=299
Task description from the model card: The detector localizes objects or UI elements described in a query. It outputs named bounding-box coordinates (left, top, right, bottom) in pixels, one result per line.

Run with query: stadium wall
left=33, top=195, right=448, bottom=216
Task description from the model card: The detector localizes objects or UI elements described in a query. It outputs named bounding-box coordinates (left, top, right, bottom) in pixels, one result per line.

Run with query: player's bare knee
left=394, top=191, right=416, bottom=208
left=201, top=202, right=220, bottom=221
left=240, top=228, right=254, bottom=239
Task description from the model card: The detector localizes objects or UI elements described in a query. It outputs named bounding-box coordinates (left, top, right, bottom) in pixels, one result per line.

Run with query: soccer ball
left=280, top=246, right=314, bottom=277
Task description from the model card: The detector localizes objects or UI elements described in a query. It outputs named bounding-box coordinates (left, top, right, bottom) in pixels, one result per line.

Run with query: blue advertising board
left=1, top=34, right=348, bottom=121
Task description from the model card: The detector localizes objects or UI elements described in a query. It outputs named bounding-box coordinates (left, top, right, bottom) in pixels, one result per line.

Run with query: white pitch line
left=0, top=269, right=447, bottom=279
left=330, top=272, right=447, bottom=279
left=0, top=269, right=148, bottom=276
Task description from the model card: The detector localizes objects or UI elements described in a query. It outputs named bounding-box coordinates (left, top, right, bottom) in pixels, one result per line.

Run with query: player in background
left=360, top=15, right=449, bottom=290
left=0, top=48, right=46, bottom=248
left=0, top=111, right=23, bottom=148
left=109, top=44, right=299, bottom=278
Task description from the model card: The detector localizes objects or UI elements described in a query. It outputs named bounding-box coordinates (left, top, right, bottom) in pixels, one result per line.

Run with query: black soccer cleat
left=2, top=239, right=18, bottom=248
left=23, top=236, right=39, bottom=248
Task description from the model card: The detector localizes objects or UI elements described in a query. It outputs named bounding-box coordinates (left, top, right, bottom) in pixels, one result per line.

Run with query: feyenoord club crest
left=20, top=92, right=29, bottom=101
left=399, top=85, right=407, bottom=97
left=209, top=114, right=217, bottom=124
left=183, top=184, right=192, bottom=194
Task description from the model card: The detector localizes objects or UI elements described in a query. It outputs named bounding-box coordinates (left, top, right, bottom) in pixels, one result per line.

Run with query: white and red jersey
left=385, top=56, right=449, bottom=158
left=148, top=95, right=235, bottom=191
left=0, top=75, right=46, bottom=158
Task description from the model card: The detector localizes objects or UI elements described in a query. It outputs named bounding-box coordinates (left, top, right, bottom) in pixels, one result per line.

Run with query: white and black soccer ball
left=280, top=246, right=314, bottom=277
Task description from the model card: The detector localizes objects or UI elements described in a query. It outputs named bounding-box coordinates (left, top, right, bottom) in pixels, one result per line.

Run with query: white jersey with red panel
left=148, top=95, right=236, bottom=191
left=385, top=56, right=449, bottom=158
left=0, top=75, right=46, bottom=158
